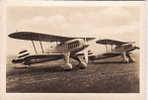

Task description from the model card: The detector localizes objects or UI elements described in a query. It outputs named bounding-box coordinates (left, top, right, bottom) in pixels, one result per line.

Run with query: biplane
left=8, top=31, right=95, bottom=70
left=9, top=32, right=139, bottom=70
left=89, top=39, right=139, bottom=63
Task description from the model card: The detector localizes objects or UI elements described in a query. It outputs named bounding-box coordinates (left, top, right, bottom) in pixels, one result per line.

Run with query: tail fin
left=12, top=50, right=30, bottom=64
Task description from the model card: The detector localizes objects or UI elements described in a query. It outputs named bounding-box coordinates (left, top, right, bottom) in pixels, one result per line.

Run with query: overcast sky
left=7, top=5, right=142, bottom=55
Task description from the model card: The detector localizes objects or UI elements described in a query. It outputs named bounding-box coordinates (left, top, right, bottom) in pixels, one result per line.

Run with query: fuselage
left=12, top=39, right=89, bottom=65
left=47, top=39, right=89, bottom=54
left=113, top=44, right=138, bottom=53
left=89, top=43, right=139, bottom=61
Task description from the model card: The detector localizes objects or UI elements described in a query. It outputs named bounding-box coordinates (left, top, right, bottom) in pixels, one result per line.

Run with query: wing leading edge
left=96, top=39, right=128, bottom=45
left=9, top=31, right=95, bottom=42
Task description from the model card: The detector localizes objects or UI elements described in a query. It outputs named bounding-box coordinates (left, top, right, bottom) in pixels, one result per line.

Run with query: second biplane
left=89, top=39, right=139, bottom=63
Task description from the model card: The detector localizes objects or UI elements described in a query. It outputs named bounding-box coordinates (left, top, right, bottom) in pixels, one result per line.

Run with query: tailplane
left=12, top=50, right=30, bottom=64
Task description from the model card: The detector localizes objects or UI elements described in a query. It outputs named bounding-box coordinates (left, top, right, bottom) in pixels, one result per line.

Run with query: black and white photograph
left=6, top=3, right=145, bottom=95
left=31, top=0, right=145, bottom=1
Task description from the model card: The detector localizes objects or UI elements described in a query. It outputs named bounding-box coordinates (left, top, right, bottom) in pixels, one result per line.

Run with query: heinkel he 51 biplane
left=9, top=32, right=139, bottom=70
left=89, top=39, right=140, bottom=63
left=9, top=31, right=95, bottom=70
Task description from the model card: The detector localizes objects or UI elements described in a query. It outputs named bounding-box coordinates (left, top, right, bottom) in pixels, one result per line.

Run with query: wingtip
left=8, top=31, right=24, bottom=38
left=8, top=32, right=17, bottom=38
left=8, top=33, right=14, bottom=38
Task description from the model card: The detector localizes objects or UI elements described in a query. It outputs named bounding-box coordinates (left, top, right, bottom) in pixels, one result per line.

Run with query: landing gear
left=77, top=56, right=88, bottom=69
left=122, top=52, right=135, bottom=63
left=64, top=63, right=73, bottom=71
left=63, top=51, right=88, bottom=70
left=127, top=53, right=135, bottom=63
left=63, top=52, right=73, bottom=70
left=79, top=62, right=87, bottom=69
left=122, top=52, right=129, bottom=63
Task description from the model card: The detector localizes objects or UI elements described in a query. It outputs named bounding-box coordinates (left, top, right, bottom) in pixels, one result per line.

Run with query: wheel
left=64, top=63, right=73, bottom=70
left=79, top=62, right=87, bottom=69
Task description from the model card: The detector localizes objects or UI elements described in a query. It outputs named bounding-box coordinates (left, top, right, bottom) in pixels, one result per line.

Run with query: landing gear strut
left=77, top=56, right=88, bottom=69
left=126, top=53, right=135, bottom=63
left=122, top=52, right=135, bottom=63
left=122, top=52, right=129, bottom=63
left=64, top=52, right=73, bottom=70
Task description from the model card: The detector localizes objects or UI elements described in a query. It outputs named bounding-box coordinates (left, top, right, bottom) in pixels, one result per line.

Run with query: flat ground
left=6, top=53, right=139, bottom=93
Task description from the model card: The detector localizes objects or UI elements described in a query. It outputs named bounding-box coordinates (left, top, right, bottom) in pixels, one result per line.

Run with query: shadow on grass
left=92, top=61, right=134, bottom=64
left=7, top=65, right=80, bottom=76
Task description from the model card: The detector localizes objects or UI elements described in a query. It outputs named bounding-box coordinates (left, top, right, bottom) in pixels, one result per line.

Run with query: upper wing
left=8, top=31, right=95, bottom=42
left=96, top=39, right=128, bottom=45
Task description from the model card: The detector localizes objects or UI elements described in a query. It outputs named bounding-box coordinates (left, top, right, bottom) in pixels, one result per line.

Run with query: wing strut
left=111, top=45, right=113, bottom=51
left=31, top=40, right=38, bottom=54
left=105, top=45, right=108, bottom=53
left=39, top=41, right=44, bottom=53
left=105, top=40, right=107, bottom=53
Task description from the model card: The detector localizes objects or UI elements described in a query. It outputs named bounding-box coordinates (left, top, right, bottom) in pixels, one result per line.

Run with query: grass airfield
left=6, top=53, right=139, bottom=93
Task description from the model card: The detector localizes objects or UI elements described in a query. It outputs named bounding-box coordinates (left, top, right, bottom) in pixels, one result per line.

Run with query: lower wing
left=12, top=54, right=64, bottom=65
left=89, top=53, right=121, bottom=60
